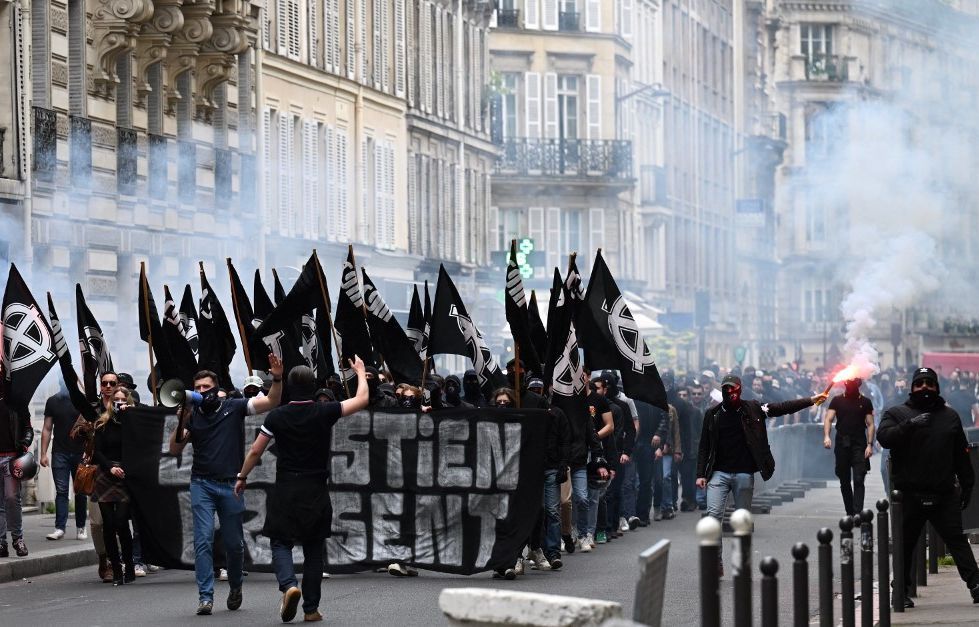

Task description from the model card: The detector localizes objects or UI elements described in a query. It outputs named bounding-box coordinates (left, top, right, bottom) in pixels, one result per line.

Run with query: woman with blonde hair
left=93, top=386, right=136, bottom=585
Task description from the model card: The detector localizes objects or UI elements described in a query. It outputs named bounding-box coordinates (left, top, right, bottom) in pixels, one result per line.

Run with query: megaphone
left=160, top=379, right=203, bottom=409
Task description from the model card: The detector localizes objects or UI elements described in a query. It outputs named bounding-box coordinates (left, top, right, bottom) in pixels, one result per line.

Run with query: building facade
left=2, top=0, right=261, bottom=367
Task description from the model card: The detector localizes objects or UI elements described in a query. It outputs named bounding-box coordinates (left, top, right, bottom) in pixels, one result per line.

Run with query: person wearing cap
left=696, top=374, right=827, bottom=575
left=242, top=376, right=265, bottom=399
left=877, top=366, right=979, bottom=607
left=822, top=378, right=874, bottom=516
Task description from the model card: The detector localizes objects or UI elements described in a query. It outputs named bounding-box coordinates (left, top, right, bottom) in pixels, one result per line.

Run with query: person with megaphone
left=0, top=387, right=35, bottom=559
left=234, top=355, right=369, bottom=623
left=168, top=352, right=284, bottom=617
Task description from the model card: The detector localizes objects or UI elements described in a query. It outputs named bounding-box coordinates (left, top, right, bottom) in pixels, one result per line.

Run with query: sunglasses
left=101, top=380, right=119, bottom=387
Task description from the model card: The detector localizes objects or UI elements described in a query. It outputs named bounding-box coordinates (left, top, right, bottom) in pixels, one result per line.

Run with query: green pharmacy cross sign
left=515, top=238, right=535, bottom=279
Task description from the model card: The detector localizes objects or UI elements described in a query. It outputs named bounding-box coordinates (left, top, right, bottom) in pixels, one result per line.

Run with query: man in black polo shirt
left=823, top=378, right=875, bottom=516
left=169, top=353, right=283, bottom=616
left=235, top=357, right=368, bottom=623
left=39, top=385, right=87, bottom=540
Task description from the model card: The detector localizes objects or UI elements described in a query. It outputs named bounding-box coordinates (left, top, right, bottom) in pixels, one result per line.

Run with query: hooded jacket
left=0, top=398, right=33, bottom=456
left=877, top=396, right=974, bottom=496
left=696, top=396, right=814, bottom=481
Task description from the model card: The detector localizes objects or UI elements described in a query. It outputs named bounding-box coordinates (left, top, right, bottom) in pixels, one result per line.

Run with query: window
left=561, top=210, right=584, bottom=258
left=800, top=24, right=833, bottom=62
left=501, top=73, right=519, bottom=139
left=804, top=197, right=826, bottom=244
left=557, top=75, right=579, bottom=139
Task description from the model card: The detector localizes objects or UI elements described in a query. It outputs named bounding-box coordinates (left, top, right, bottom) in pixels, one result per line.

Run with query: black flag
left=528, top=290, right=548, bottom=364
left=362, top=268, right=423, bottom=383
left=251, top=270, right=303, bottom=375
left=504, top=240, right=542, bottom=377
left=272, top=268, right=307, bottom=376
left=179, top=285, right=199, bottom=359
left=1, top=264, right=58, bottom=412
left=251, top=253, right=333, bottom=377
left=198, top=269, right=237, bottom=390
left=406, top=284, right=426, bottom=357
left=227, top=261, right=270, bottom=372
left=46, top=294, right=97, bottom=422
left=334, top=249, right=377, bottom=370
left=138, top=264, right=179, bottom=390
left=163, top=285, right=199, bottom=387
left=76, top=283, right=114, bottom=402
left=429, top=265, right=506, bottom=399
left=583, top=252, right=668, bottom=411
left=314, top=306, right=336, bottom=381
left=543, top=269, right=589, bottom=429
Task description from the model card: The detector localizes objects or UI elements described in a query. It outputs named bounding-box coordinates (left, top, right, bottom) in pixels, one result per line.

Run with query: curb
left=0, top=547, right=99, bottom=584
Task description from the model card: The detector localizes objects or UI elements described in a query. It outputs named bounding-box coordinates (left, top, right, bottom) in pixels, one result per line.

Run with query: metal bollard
left=792, top=543, right=809, bottom=627
left=731, top=509, right=754, bottom=627
left=840, top=516, right=856, bottom=627
left=818, top=527, right=834, bottom=627
left=914, top=527, right=926, bottom=589
left=859, top=510, right=874, bottom=627
left=891, top=490, right=905, bottom=613
left=697, top=516, right=722, bottom=627
left=928, top=522, right=939, bottom=574
left=877, top=499, right=891, bottom=627
left=761, top=556, right=779, bottom=627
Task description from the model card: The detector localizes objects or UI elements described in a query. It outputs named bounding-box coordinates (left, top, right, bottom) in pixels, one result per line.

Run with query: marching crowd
left=2, top=356, right=979, bottom=621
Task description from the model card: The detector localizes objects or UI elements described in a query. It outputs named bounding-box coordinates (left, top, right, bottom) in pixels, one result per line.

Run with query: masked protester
left=365, top=367, right=398, bottom=409
left=462, top=370, right=487, bottom=407
left=400, top=385, right=423, bottom=410
left=877, top=367, right=979, bottom=608
left=696, top=375, right=827, bottom=576
left=92, top=388, right=136, bottom=585
left=235, top=359, right=369, bottom=623
left=442, top=376, right=471, bottom=408
left=822, top=378, right=875, bottom=515
left=169, top=354, right=284, bottom=616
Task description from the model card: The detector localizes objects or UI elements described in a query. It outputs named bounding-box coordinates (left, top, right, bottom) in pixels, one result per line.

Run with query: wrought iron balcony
left=32, top=107, right=57, bottom=183
left=805, top=54, right=848, bottom=81
left=148, top=134, right=168, bottom=200
left=69, top=115, right=92, bottom=189
left=495, top=138, right=632, bottom=180
left=117, top=127, right=137, bottom=195
left=559, top=11, right=580, bottom=31
left=497, top=9, right=519, bottom=28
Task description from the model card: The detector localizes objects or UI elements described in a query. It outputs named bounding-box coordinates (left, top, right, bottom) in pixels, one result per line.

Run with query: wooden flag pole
left=140, top=262, right=159, bottom=405
left=225, top=259, right=254, bottom=375
left=312, top=249, right=351, bottom=399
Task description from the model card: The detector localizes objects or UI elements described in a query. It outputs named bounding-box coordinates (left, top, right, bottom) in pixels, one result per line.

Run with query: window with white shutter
left=589, top=208, right=604, bottom=254
left=407, top=152, right=418, bottom=253
left=544, top=73, right=558, bottom=138
left=488, top=205, right=499, bottom=261
left=541, top=0, right=557, bottom=30
left=546, top=207, right=560, bottom=274
left=455, top=165, right=465, bottom=261
left=278, top=114, right=293, bottom=235
left=263, top=108, right=274, bottom=227
left=445, top=14, right=454, bottom=120
left=324, top=0, right=335, bottom=71
left=373, top=0, right=382, bottom=88
left=336, top=127, right=350, bottom=239
left=435, top=8, right=444, bottom=118
left=263, top=3, right=273, bottom=51
left=585, top=0, right=600, bottom=32
left=288, top=0, right=301, bottom=60
left=308, top=0, right=319, bottom=67
left=303, top=120, right=319, bottom=238
left=362, top=137, right=371, bottom=242
left=525, top=0, right=539, bottom=29
left=384, top=143, right=396, bottom=248
left=406, top=0, right=415, bottom=106
left=529, top=207, right=544, bottom=276
left=381, top=0, right=391, bottom=92
left=323, top=125, right=334, bottom=239
left=360, top=0, right=368, bottom=84
left=277, top=0, right=289, bottom=55
left=586, top=74, right=601, bottom=139
left=619, top=0, right=632, bottom=38
left=525, top=72, right=541, bottom=138
left=346, top=0, right=356, bottom=78
left=395, top=0, right=405, bottom=96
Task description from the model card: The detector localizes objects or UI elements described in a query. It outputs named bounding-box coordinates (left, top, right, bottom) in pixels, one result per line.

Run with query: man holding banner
left=168, top=353, right=283, bottom=616
left=234, top=356, right=368, bottom=623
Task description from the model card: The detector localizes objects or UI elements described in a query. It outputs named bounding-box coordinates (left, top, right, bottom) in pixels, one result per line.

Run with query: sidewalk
left=889, top=543, right=979, bottom=625
left=0, top=510, right=98, bottom=584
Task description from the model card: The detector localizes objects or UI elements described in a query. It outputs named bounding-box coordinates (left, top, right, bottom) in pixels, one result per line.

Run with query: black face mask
left=844, top=382, right=861, bottom=396
left=722, top=386, right=741, bottom=408
left=200, top=389, right=221, bottom=413
left=910, top=388, right=938, bottom=408
left=401, top=396, right=421, bottom=410
left=494, top=400, right=513, bottom=408
left=463, top=381, right=481, bottom=399
left=446, top=384, right=460, bottom=402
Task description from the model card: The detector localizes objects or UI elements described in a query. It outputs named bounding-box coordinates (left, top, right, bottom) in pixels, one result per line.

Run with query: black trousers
left=902, top=492, right=979, bottom=590
left=99, top=502, right=133, bottom=571
left=835, top=438, right=868, bottom=516
left=635, top=445, right=655, bottom=522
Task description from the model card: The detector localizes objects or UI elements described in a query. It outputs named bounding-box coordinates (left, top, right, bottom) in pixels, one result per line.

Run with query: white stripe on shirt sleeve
left=260, top=425, right=274, bottom=438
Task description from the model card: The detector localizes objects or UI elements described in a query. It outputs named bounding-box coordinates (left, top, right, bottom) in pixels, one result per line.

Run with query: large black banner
left=123, top=406, right=547, bottom=575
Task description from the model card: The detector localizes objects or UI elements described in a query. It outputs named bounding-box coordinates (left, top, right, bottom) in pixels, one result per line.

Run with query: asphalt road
left=0, top=476, right=885, bottom=626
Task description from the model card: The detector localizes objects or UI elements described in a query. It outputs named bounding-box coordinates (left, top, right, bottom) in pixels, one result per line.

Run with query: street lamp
left=616, top=82, right=671, bottom=103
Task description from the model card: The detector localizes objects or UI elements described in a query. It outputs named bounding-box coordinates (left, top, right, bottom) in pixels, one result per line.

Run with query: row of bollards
left=698, top=495, right=910, bottom=627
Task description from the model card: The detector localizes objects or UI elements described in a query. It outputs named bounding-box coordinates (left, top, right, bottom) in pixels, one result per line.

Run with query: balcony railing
left=69, top=115, right=92, bottom=189
left=559, top=11, right=580, bottom=31
left=639, top=165, right=667, bottom=206
left=32, top=106, right=57, bottom=183
left=117, top=127, right=137, bottom=195
left=148, top=134, right=168, bottom=200
left=805, top=54, right=848, bottom=81
left=497, top=9, right=519, bottom=28
left=495, top=138, right=632, bottom=179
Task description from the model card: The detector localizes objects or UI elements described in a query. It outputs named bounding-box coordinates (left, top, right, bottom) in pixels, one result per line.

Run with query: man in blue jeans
left=39, top=388, right=88, bottom=540
left=170, top=354, right=283, bottom=616
left=696, top=375, right=825, bottom=575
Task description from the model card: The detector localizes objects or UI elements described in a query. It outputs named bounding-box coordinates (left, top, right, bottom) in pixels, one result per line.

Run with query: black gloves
left=908, top=412, right=931, bottom=429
